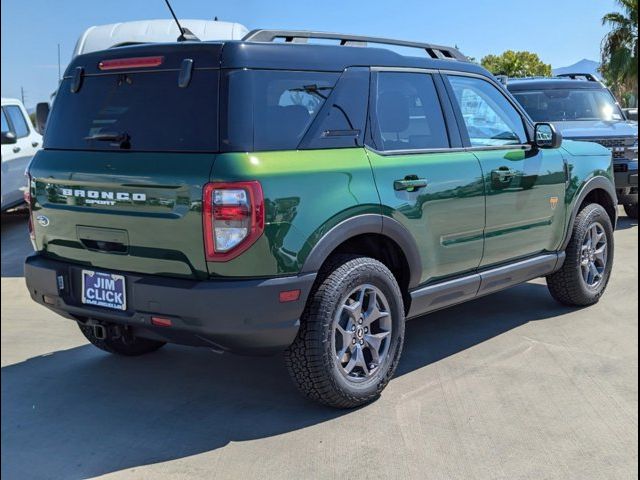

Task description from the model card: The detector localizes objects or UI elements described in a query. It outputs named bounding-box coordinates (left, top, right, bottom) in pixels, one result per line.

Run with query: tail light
left=203, top=181, right=264, bottom=261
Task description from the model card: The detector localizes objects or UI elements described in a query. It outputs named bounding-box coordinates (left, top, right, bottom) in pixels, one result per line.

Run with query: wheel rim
left=580, top=222, right=608, bottom=289
left=332, top=284, right=392, bottom=381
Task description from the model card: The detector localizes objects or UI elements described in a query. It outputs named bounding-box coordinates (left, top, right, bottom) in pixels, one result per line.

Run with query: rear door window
left=221, top=70, right=339, bottom=152
left=371, top=72, right=450, bottom=151
left=44, top=70, right=219, bottom=152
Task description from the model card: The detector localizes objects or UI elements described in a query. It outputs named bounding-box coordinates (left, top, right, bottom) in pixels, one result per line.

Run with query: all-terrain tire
left=624, top=203, right=638, bottom=220
left=285, top=255, right=405, bottom=408
left=78, top=323, right=166, bottom=356
left=547, top=203, right=614, bottom=306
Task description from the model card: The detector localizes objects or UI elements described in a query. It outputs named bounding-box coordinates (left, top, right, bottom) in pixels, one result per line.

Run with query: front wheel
left=624, top=203, right=638, bottom=220
left=285, top=255, right=405, bottom=408
left=547, top=203, right=614, bottom=306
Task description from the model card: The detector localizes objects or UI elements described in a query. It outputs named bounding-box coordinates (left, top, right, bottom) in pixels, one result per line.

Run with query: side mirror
left=534, top=123, right=562, bottom=149
left=35, top=102, right=50, bottom=134
left=1, top=131, right=17, bottom=145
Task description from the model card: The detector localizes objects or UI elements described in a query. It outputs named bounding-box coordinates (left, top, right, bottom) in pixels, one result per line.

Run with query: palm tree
left=600, top=0, right=638, bottom=107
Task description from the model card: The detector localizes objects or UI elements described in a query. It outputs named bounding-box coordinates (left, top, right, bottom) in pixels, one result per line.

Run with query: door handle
left=492, top=166, right=517, bottom=181
left=12, top=146, right=21, bottom=153
left=394, top=175, right=428, bottom=192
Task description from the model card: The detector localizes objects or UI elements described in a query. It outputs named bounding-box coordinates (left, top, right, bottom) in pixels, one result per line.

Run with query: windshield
left=512, top=88, right=624, bottom=122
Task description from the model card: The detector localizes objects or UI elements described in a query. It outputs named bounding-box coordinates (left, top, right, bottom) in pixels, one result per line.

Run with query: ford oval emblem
left=36, top=215, right=50, bottom=227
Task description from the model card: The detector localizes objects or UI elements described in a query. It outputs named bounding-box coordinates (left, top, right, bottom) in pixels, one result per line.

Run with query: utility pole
left=20, top=86, right=26, bottom=105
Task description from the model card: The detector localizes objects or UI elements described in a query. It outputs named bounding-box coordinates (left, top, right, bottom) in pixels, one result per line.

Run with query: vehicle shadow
left=1, top=282, right=572, bottom=480
left=615, top=214, right=638, bottom=231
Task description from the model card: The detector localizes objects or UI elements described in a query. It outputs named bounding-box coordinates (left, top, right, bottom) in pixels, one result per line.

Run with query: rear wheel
left=624, top=202, right=638, bottom=220
left=547, top=203, right=614, bottom=306
left=285, top=255, right=405, bottom=408
left=78, top=322, right=166, bottom=356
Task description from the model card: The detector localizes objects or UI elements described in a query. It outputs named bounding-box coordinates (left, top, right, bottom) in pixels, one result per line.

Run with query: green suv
left=25, top=30, right=617, bottom=408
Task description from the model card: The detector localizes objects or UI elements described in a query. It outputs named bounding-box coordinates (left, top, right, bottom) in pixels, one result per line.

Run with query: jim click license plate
left=81, top=270, right=127, bottom=311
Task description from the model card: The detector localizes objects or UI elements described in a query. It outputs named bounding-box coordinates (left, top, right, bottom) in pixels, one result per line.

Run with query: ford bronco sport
left=25, top=30, right=617, bottom=408
left=507, top=74, right=638, bottom=219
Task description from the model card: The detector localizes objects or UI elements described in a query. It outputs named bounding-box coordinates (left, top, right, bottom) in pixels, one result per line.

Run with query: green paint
left=28, top=139, right=613, bottom=288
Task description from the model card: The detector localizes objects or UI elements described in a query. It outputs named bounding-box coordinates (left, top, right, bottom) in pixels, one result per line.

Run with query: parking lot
left=1, top=208, right=637, bottom=480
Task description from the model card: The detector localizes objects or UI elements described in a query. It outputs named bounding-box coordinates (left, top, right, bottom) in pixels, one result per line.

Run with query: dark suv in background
left=508, top=74, right=638, bottom=219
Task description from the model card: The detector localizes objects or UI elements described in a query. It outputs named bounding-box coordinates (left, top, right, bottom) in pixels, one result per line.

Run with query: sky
left=1, top=0, right=620, bottom=108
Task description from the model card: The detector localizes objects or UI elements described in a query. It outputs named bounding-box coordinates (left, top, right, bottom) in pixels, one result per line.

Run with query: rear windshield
left=221, top=70, right=340, bottom=151
left=512, top=88, right=624, bottom=122
left=44, top=69, right=219, bottom=152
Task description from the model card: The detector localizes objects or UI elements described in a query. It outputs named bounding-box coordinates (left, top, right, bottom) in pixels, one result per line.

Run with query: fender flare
left=561, top=175, right=618, bottom=251
left=300, top=214, right=422, bottom=289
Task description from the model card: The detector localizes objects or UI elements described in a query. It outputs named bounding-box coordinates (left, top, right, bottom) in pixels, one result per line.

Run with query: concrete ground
left=1, top=208, right=638, bottom=480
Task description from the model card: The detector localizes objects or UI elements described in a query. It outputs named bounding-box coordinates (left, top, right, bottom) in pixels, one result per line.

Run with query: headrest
left=377, top=91, right=411, bottom=133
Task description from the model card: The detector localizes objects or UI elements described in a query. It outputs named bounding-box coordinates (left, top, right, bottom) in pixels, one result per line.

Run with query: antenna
left=163, top=0, right=200, bottom=42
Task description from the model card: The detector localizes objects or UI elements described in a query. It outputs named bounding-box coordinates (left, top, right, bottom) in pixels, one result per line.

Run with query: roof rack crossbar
left=555, top=73, right=601, bottom=82
left=242, top=29, right=468, bottom=61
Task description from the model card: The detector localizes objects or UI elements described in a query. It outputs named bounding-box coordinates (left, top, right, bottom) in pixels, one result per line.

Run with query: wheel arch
left=300, top=214, right=422, bottom=291
left=561, top=176, right=618, bottom=251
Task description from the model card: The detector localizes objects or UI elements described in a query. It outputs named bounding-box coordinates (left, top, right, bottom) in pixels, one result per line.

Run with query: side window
left=300, top=68, right=369, bottom=149
left=1, top=109, right=10, bottom=133
left=373, top=72, right=449, bottom=151
left=221, top=70, right=339, bottom=152
left=5, top=106, right=30, bottom=138
left=447, top=75, right=527, bottom=147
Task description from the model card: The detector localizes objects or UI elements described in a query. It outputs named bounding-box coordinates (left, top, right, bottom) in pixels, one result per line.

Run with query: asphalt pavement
left=1, top=208, right=638, bottom=480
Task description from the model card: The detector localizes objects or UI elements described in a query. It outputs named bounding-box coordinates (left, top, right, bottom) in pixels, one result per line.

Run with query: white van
left=1, top=98, right=42, bottom=211
left=73, top=19, right=249, bottom=57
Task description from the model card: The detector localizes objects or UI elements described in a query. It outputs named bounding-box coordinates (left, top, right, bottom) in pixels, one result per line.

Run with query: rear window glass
left=221, top=70, right=339, bottom=151
left=44, top=70, right=219, bottom=152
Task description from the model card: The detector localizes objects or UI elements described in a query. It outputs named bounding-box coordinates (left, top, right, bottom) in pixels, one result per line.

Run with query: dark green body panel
left=29, top=150, right=214, bottom=279
left=207, top=149, right=380, bottom=277
left=473, top=146, right=568, bottom=267
left=28, top=141, right=613, bottom=286
left=561, top=140, right=616, bottom=220
left=366, top=149, right=485, bottom=284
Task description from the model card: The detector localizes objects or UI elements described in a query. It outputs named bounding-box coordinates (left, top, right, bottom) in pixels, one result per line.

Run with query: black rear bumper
left=24, top=254, right=316, bottom=355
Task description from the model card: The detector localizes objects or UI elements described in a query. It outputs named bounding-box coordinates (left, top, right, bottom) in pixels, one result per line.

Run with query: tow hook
left=93, top=323, right=107, bottom=340
left=86, top=320, right=134, bottom=343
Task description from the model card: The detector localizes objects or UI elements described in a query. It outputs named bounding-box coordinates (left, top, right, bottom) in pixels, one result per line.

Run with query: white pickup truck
left=1, top=98, right=42, bottom=211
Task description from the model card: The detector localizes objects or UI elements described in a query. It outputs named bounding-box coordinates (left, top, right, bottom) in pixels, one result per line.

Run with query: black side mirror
left=534, top=123, right=562, bottom=149
left=1, top=131, right=17, bottom=145
left=35, top=102, right=50, bottom=134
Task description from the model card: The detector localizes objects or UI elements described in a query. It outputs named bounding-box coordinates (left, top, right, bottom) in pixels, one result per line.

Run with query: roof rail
left=555, top=73, right=601, bottom=82
left=242, top=29, right=468, bottom=61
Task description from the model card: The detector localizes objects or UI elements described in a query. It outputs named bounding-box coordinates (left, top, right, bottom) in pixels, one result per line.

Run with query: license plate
left=81, top=270, right=127, bottom=311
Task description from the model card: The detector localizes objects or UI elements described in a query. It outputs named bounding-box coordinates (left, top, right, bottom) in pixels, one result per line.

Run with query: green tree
left=481, top=50, right=552, bottom=77
left=600, top=0, right=638, bottom=107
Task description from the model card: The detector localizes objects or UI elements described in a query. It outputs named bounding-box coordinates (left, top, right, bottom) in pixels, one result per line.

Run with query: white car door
left=1, top=104, right=40, bottom=209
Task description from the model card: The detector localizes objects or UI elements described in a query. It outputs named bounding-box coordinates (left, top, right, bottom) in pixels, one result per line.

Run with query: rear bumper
left=24, top=254, right=316, bottom=355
